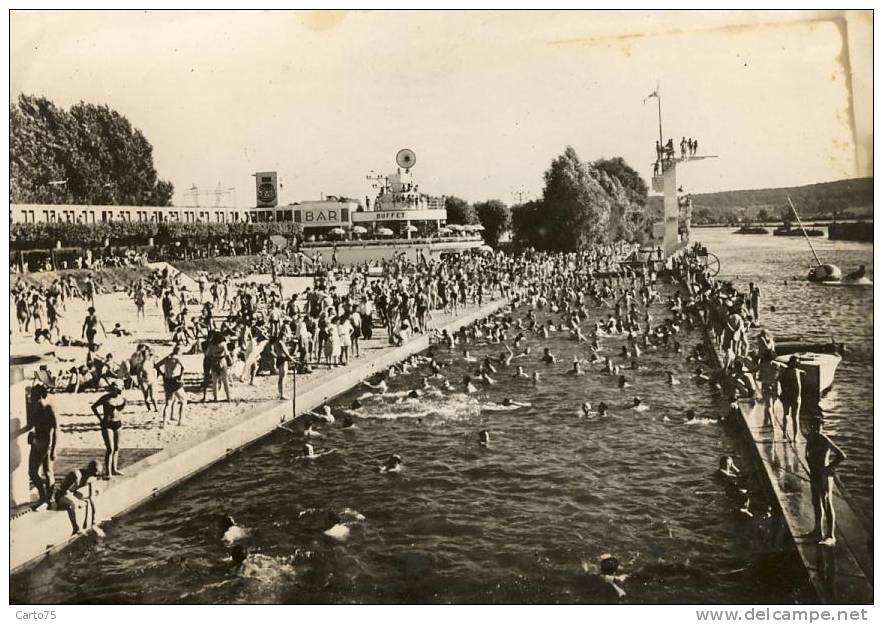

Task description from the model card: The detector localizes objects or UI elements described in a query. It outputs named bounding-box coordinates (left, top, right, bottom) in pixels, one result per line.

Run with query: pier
left=10, top=291, right=510, bottom=573
left=696, top=291, right=872, bottom=603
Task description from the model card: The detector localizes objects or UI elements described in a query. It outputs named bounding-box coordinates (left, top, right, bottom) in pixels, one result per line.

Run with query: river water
left=12, top=229, right=871, bottom=604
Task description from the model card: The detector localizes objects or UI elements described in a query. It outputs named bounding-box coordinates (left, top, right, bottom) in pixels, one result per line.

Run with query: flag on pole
left=643, top=89, right=659, bottom=104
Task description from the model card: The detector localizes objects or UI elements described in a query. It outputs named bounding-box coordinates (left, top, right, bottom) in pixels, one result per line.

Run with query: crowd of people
left=652, top=136, right=700, bottom=175
left=673, top=243, right=847, bottom=547
left=16, top=239, right=849, bottom=582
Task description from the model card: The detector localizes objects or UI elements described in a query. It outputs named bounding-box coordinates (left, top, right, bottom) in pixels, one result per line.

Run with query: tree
left=593, top=156, right=648, bottom=206
left=444, top=195, right=478, bottom=225
left=539, top=146, right=612, bottom=251
left=11, top=94, right=174, bottom=205
left=510, top=200, right=545, bottom=249
left=474, top=199, right=511, bottom=246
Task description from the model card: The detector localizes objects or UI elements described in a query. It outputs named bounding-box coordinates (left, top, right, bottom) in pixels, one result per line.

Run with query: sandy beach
left=11, top=269, right=491, bottom=482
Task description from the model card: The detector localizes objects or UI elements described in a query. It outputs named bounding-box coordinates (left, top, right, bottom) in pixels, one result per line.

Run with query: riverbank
left=10, top=279, right=510, bottom=573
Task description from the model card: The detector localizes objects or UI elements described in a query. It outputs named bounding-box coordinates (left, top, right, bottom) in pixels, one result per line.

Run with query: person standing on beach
left=779, top=356, right=805, bottom=443
left=81, top=306, right=107, bottom=349
left=91, top=382, right=127, bottom=477
left=805, top=418, right=846, bottom=546
left=270, top=334, right=292, bottom=400
left=24, top=385, right=58, bottom=510
left=156, top=346, right=187, bottom=426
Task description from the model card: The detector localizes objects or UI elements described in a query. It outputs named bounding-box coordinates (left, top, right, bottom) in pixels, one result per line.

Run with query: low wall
left=301, top=239, right=483, bottom=265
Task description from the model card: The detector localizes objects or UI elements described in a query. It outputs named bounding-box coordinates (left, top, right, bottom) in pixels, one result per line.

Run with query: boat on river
left=734, top=224, right=769, bottom=234
left=773, top=222, right=823, bottom=237
left=774, top=338, right=843, bottom=405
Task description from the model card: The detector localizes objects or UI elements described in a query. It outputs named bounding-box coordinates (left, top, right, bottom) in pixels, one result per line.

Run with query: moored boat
left=773, top=338, right=843, bottom=405
left=734, top=224, right=769, bottom=234
left=774, top=222, right=823, bottom=237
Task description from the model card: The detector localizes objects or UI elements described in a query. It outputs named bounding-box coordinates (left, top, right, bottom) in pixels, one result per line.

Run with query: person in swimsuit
left=24, top=385, right=58, bottom=510
left=55, top=460, right=101, bottom=534
left=81, top=307, right=107, bottom=349
left=779, top=356, right=805, bottom=443
left=756, top=352, right=781, bottom=426
left=156, top=346, right=187, bottom=427
left=139, top=348, right=159, bottom=412
left=92, top=383, right=127, bottom=477
left=805, top=418, right=847, bottom=546
left=270, top=334, right=292, bottom=400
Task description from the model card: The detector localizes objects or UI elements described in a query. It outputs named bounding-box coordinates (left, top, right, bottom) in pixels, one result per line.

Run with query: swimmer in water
left=479, top=372, right=495, bottom=385
left=692, top=368, right=709, bottom=384
left=380, top=454, right=403, bottom=473
left=541, top=347, right=556, bottom=364
left=532, top=371, right=541, bottom=386
left=580, top=402, right=595, bottom=418
left=478, top=430, right=490, bottom=448
left=362, top=376, right=389, bottom=393
left=631, top=397, right=649, bottom=412
left=462, top=375, right=478, bottom=394
left=463, top=349, right=477, bottom=362
left=597, top=402, right=609, bottom=417
left=617, top=375, right=630, bottom=389
left=718, top=455, right=741, bottom=479
left=583, top=553, right=628, bottom=599
left=499, top=397, right=530, bottom=408
left=311, top=405, right=335, bottom=424
left=219, top=515, right=247, bottom=545
left=441, top=379, right=454, bottom=391
left=513, top=365, right=529, bottom=379
left=667, top=371, right=680, bottom=386
left=567, top=360, right=585, bottom=376
left=405, top=389, right=422, bottom=399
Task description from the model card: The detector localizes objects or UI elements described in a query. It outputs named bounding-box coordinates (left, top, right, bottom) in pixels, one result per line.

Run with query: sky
left=10, top=10, right=872, bottom=208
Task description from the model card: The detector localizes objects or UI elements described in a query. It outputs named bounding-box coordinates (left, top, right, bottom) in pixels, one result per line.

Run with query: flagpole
left=656, top=82, right=663, bottom=149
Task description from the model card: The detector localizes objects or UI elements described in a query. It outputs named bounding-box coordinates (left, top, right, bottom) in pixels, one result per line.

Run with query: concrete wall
left=302, top=239, right=484, bottom=265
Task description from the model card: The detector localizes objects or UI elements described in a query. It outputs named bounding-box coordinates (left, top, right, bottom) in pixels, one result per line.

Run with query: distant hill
left=646, top=177, right=873, bottom=225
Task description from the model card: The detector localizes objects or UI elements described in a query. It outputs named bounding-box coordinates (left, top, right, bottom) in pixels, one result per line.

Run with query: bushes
left=11, top=220, right=302, bottom=250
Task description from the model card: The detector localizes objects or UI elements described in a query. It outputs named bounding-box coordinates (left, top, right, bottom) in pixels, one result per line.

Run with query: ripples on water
left=16, top=232, right=868, bottom=604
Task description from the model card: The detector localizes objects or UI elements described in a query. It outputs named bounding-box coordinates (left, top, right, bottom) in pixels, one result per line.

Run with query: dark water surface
left=13, top=230, right=871, bottom=604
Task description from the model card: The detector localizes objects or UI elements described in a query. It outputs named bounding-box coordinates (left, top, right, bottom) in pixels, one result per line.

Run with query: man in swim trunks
left=778, top=356, right=805, bottom=443
left=55, top=459, right=101, bottom=534
left=756, top=352, right=781, bottom=426
left=25, top=385, right=58, bottom=510
left=156, top=346, right=187, bottom=427
left=805, top=418, right=847, bottom=546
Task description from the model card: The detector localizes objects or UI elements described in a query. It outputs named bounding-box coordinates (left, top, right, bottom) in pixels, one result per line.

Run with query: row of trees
left=11, top=94, right=174, bottom=206
left=444, top=196, right=512, bottom=246
left=10, top=220, right=303, bottom=250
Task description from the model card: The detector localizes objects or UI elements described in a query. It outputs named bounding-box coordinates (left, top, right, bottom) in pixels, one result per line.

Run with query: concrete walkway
left=698, top=312, right=872, bottom=603
left=11, top=294, right=510, bottom=573
left=733, top=400, right=872, bottom=603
